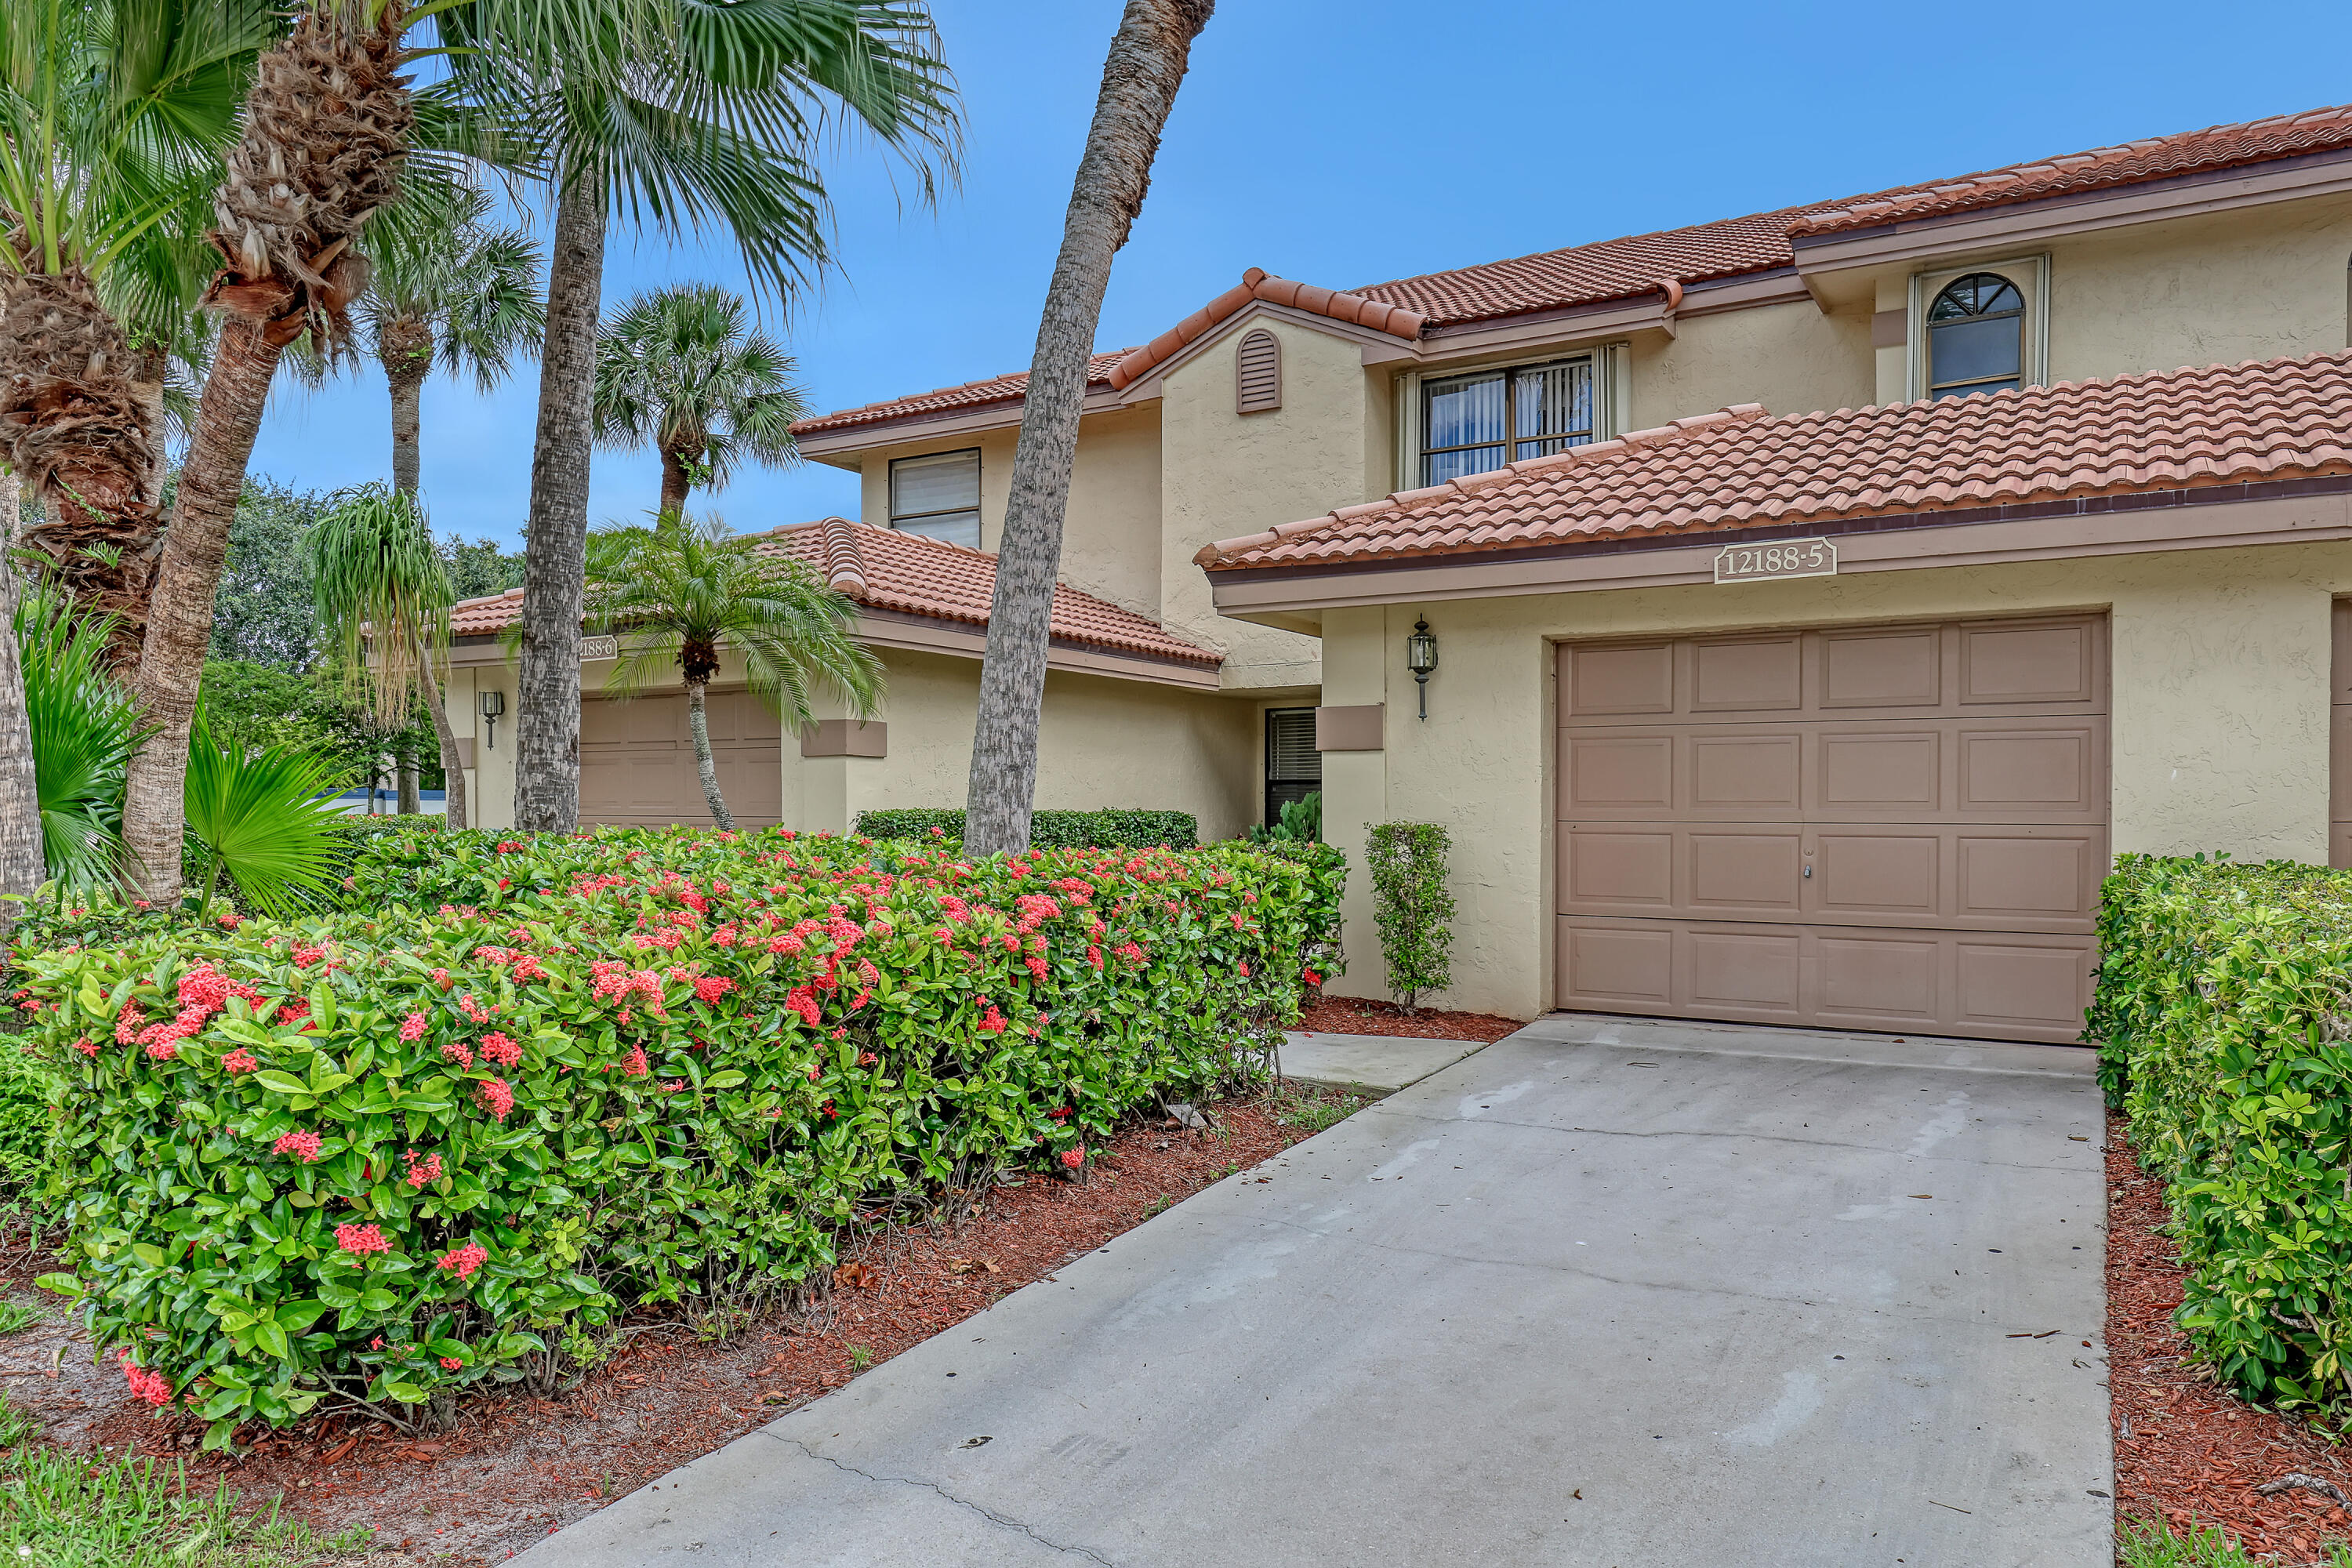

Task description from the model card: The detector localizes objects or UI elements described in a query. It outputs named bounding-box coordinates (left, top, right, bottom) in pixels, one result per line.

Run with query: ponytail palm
left=593, top=282, right=804, bottom=515
left=585, top=510, right=880, bottom=831
left=307, top=483, right=466, bottom=828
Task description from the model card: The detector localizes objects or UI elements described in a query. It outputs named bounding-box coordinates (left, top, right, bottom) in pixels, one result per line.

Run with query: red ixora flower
left=440, top=1356, right=464, bottom=1371
left=1061, top=1148, right=1084, bottom=1169
left=119, top=1352, right=172, bottom=1407
left=474, top=1078, right=515, bottom=1120
left=437, top=1241, right=488, bottom=1282
left=221, top=1048, right=259, bottom=1074
left=398, top=1011, right=428, bottom=1042
left=405, top=1150, right=442, bottom=1189
left=478, top=1032, right=521, bottom=1068
left=335, top=1221, right=391, bottom=1257
left=272, top=1129, right=322, bottom=1163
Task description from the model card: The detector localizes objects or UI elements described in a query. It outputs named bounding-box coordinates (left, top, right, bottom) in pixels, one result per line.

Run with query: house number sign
left=577, top=634, right=619, bottom=661
left=1714, top=537, right=1836, bottom=584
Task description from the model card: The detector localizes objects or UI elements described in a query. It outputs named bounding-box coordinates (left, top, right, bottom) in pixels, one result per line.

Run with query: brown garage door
left=1555, top=614, right=2107, bottom=1044
left=579, top=690, right=782, bottom=829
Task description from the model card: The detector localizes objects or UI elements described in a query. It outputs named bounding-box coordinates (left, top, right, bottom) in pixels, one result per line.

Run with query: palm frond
left=183, top=706, right=348, bottom=915
left=14, top=580, right=148, bottom=891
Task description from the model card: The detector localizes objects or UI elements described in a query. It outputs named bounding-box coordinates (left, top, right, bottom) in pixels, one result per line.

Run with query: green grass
left=1271, top=1085, right=1364, bottom=1138
left=0, top=1395, right=367, bottom=1566
left=0, top=1301, right=43, bottom=1338
left=2120, top=1516, right=2352, bottom=1566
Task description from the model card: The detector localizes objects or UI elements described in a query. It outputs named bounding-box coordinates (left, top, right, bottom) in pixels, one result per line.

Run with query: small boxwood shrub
left=2089, top=852, right=2352, bottom=1407
left=853, top=808, right=1196, bottom=851
left=1366, top=822, right=1454, bottom=1010
left=13, top=829, right=1337, bottom=1445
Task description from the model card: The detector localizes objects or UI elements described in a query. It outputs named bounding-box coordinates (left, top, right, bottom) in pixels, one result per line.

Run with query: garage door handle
left=1802, top=866, right=1813, bottom=878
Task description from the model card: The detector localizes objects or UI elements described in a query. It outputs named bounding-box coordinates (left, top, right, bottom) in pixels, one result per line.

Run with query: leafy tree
left=966, top=0, right=1212, bottom=855
left=593, top=283, right=804, bottom=516
left=206, top=477, right=327, bottom=669
left=441, top=535, right=528, bottom=601
left=584, top=510, right=880, bottom=830
left=500, top=0, right=960, bottom=833
left=308, top=485, right=465, bottom=826
left=199, top=659, right=390, bottom=790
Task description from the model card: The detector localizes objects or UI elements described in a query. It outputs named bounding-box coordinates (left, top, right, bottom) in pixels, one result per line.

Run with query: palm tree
left=584, top=510, right=879, bottom=830
left=0, top=0, right=278, bottom=640
left=0, top=468, right=42, bottom=927
left=493, top=2, right=960, bottom=833
left=593, top=282, right=804, bottom=517
left=362, top=185, right=544, bottom=495
left=964, top=0, right=1213, bottom=855
left=307, top=484, right=467, bottom=829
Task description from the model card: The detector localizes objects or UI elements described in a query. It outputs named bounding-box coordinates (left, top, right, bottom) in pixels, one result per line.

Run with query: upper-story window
left=1419, top=356, right=1594, bottom=485
left=888, top=448, right=982, bottom=548
left=1926, top=272, right=2024, bottom=400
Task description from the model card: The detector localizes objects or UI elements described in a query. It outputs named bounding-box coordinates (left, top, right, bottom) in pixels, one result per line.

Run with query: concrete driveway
left=518, top=1014, right=2111, bottom=1567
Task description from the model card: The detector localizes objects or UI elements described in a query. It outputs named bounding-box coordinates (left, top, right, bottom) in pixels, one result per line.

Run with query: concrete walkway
left=1281, top=1028, right=1488, bottom=1093
left=519, top=1014, right=2111, bottom=1567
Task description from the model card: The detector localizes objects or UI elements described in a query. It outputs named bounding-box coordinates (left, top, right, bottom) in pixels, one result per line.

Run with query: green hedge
left=2089, top=852, right=2352, bottom=1406
left=13, top=828, right=1340, bottom=1444
left=852, top=808, right=1196, bottom=850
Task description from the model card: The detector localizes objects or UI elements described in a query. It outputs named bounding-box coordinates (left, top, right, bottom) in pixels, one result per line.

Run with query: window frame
left=1906, top=254, right=2049, bottom=402
left=886, top=447, right=984, bottom=547
left=1410, top=354, right=1601, bottom=487
left=1263, top=706, right=1321, bottom=826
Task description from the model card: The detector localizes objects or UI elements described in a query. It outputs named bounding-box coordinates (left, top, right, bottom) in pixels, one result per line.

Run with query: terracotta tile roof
left=1105, top=268, right=1425, bottom=390
left=790, top=350, right=1134, bottom=437
left=1196, top=350, right=2352, bottom=572
left=757, top=518, right=1218, bottom=666
left=447, top=521, right=1220, bottom=670
left=1788, top=103, right=2352, bottom=239
left=794, top=102, right=2352, bottom=431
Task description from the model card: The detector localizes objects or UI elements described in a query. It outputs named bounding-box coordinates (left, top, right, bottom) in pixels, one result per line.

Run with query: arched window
left=1926, top=272, right=2024, bottom=400
left=1236, top=328, right=1280, bottom=414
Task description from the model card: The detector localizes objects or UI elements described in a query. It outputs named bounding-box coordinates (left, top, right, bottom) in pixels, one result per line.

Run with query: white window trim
left=1906, top=253, right=2050, bottom=403
left=1392, top=343, right=1624, bottom=491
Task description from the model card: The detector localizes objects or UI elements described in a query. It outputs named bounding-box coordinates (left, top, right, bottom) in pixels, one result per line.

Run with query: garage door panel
left=1563, top=828, right=1675, bottom=910
left=1690, top=734, right=1801, bottom=809
left=1557, top=612, right=2107, bottom=1042
left=578, top=692, right=782, bottom=829
left=1692, top=637, right=1802, bottom=712
left=1819, top=626, right=1943, bottom=709
left=1562, top=733, right=1675, bottom=815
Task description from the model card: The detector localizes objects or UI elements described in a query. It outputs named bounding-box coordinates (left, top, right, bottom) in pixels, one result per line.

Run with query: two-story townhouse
left=446, top=100, right=2352, bottom=1044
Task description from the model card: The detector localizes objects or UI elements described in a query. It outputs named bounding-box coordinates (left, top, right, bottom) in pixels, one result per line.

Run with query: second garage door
left=579, top=690, right=783, bottom=829
left=1555, top=614, right=2107, bottom=1044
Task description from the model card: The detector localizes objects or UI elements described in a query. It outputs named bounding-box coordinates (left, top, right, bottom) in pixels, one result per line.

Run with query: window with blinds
left=1419, top=355, right=1594, bottom=485
left=1265, top=707, right=1321, bottom=823
left=888, top=448, right=982, bottom=547
left=1236, top=329, right=1280, bottom=413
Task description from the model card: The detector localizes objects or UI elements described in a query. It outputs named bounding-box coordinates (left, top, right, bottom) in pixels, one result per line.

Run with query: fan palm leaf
left=14, top=580, right=147, bottom=892
left=183, top=706, right=347, bottom=915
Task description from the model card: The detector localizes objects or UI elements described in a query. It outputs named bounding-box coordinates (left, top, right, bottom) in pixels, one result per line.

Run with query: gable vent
left=1236, top=329, right=1281, bottom=414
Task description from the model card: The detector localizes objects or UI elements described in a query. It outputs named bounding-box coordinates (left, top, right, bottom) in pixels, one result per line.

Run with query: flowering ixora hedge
left=2088, top=852, right=2352, bottom=1409
left=12, top=828, right=1345, bottom=1447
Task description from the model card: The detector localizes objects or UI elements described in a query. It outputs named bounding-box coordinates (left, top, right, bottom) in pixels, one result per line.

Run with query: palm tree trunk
left=963, top=0, right=1213, bottom=856
left=414, top=626, right=466, bottom=830
left=388, top=365, right=426, bottom=495
left=659, top=450, right=691, bottom=517
left=121, top=319, right=285, bottom=901
left=684, top=675, right=732, bottom=831
left=397, top=750, right=419, bottom=814
left=514, top=171, right=608, bottom=833
left=0, top=469, right=42, bottom=931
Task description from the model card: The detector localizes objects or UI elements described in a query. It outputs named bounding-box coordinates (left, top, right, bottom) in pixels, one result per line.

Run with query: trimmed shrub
left=2089, top=853, right=2352, bottom=1406
left=1366, top=823, right=1453, bottom=1010
left=13, top=829, right=1334, bottom=1443
left=853, top=808, right=1196, bottom=851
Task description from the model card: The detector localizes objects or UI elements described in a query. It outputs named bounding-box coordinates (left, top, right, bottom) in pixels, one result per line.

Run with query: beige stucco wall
left=1624, top=298, right=1877, bottom=430
left=1313, top=539, right=2352, bottom=1020
left=780, top=646, right=1261, bottom=841
left=847, top=405, right=1163, bottom=618
left=1159, top=314, right=1386, bottom=691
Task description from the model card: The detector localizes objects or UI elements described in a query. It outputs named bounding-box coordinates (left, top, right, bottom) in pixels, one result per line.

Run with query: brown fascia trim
left=1206, top=472, right=2352, bottom=589
left=1790, top=143, right=2352, bottom=260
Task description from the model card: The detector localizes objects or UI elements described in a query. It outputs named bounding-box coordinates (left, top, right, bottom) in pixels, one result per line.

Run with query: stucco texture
left=1627, top=297, right=1876, bottom=432
left=779, top=647, right=1261, bottom=842
left=1316, top=541, right=2352, bottom=1021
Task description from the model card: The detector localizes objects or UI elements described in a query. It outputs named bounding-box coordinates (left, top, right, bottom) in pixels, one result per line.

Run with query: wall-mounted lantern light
left=1406, top=618, right=1439, bottom=719
left=478, top=688, right=506, bottom=750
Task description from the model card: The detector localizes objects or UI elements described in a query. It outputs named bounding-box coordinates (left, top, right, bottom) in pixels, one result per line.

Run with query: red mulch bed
left=1295, top=994, right=1523, bottom=1043
left=0, top=1088, right=1358, bottom=1566
left=2109, top=1109, right=2352, bottom=1561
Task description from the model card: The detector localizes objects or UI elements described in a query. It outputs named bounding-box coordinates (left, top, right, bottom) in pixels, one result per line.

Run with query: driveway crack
left=773, top=1436, right=1115, bottom=1565
left=1363, top=1105, right=2090, bottom=1171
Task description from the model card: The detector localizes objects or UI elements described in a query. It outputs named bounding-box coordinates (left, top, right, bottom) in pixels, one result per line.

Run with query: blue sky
left=246, top=0, right=2352, bottom=547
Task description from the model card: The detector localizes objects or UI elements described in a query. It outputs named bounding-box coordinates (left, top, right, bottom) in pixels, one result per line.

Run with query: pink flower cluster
left=335, top=1221, right=390, bottom=1256
left=474, top=1078, right=514, bottom=1120
left=478, top=1032, right=521, bottom=1068
left=692, top=975, right=735, bottom=1005
left=273, top=1129, right=322, bottom=1163
left=437, top=1240, right=488, bottom=1282
left=399, top=1011, right=429, bottom=1042
left=620, top=1046, right=650, bottom=1078
left=405, top=1150, right=442, bottom=1189
left=221, top=1048, right=259, bottom=1074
